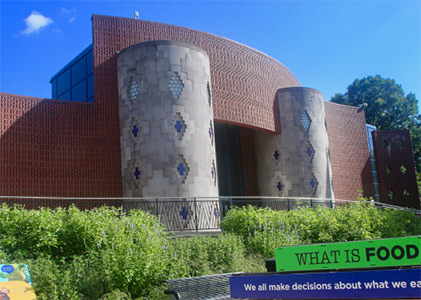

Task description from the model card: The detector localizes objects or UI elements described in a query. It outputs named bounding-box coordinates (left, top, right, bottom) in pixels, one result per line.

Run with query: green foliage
left=0, top=204, right=264, bottom=299
left=221, top=203, right=421, bottom=258
left=331, top=75, right=420, bottom=171
left=0, top=205, right=169, bottom=299
left=166, top=233, right=264, bottom=278
left=1, top=203, right=418, bottom=299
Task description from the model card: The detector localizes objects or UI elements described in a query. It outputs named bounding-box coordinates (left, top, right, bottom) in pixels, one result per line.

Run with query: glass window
left=87, top=74, right=94, bottom=99
left=86, top=50, right=93, bottom=74
left=71, top=80, right=86, bottom=102
left=51, top=79, right=57, bottom=99
left=57, top=90, right=71, bottom=101
left=57, top=69, right=71, bottom=96
left=72, top=56, right=87, bottom=85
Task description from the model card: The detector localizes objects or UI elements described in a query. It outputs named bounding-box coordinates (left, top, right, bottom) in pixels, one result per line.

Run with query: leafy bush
left=166, top=233, right=264, bottom=278
left=0, top=204, right=264, bottom=299
left=0, top=205, right=168, bottom=299
left=221, top=202, right=421, bottom=258
left=1, top=202, right=418, bottom=299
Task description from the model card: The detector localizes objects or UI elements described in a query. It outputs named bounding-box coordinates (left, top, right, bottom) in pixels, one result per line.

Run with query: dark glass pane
left=87, top=50, right=93, bottom=74
left=57, top=69, right=71, bottom=96
left=57, top=90, right=71, bottom=101
left=51, top=79, right=57, bottom=99
left=71, top=80, right=86, bottom=102
left=87, top=74, right=94, bottom=98
left=71, top=56, right=86, bottom=85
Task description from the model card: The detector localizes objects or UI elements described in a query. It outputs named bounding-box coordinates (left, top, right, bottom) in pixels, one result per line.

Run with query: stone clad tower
left=117, top=41, right=218, bottom=199
left=255, top=87, right=334, bottom=199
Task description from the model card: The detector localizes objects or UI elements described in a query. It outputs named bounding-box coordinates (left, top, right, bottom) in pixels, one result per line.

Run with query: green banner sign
left=275, top=236, right=420, bottom=272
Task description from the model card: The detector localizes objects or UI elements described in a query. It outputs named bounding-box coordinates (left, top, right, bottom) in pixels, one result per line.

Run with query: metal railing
left=0, top=196, right=419, bottom=232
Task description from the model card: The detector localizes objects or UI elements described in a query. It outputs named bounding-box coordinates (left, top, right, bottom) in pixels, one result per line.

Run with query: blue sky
left=1, top=0, right=420, bottom=108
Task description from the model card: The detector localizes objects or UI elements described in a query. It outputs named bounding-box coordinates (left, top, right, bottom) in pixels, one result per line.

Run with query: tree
left=331, top=75, right=420, bottom=172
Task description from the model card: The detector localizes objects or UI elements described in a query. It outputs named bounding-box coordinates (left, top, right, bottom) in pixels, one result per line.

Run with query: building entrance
left=214, top=122, right=244, bottom=196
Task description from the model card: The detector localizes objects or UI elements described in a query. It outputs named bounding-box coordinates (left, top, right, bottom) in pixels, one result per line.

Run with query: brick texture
left=372, top=130, right=420, bottom=209
left=92, top=14, right=301, bottom=133
left=324, top=102, right=374, bottom=200
left=0, top=93, right=122, bottom=197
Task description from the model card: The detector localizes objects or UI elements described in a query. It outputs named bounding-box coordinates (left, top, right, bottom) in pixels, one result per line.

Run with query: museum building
left=1, top=14, right=419, bottom=210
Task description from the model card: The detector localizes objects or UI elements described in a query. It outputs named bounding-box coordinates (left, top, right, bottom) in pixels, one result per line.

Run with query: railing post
left=219, top=197, right=223, bottom=224
left=287, top=199, right=290, bottom=211
left=194, top=197, right=199, bottom=232
left=229, top=197, right=233, bottom=209
left=330, top=200, right=334, bottom=209
left=310, top=199, right=313, bottom=208
left=155, top=198, right=159, bottom=216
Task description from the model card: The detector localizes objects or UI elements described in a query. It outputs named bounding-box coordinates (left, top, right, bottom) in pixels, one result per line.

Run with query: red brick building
left=1, top=15, right=418, bottom=209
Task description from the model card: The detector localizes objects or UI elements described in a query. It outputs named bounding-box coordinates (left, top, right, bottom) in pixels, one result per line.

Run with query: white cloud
left=61, top=7, right=76, bottom=23
left=22, top=11, right=53, bottom=35
left=61, top=7, right=75, bottom=15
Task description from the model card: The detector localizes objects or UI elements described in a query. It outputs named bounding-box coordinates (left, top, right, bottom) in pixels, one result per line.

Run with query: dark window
left=51, top=79, right=57, bottom=99
left=87, top=74, right=94, bottom=99
left=50, top=45, right=93, bottom=102
left=72, top=80, right=87, bottom=101
left=57, top=69, right=71, bottom=96
left=87, top=50, right=93, bottom=74
left=57, top=90, right=71, bottom=101
left=71, top=56, right=87, bottom=85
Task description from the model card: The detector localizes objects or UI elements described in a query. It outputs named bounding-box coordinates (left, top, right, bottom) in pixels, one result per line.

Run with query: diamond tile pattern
left=169, top=72, right=184, bottom=100
left=306, top=143, right=315, bottom=160
left=128, top=78, right=139, bottom=102
left=176, top=155, right=189, bottom=184
left=309, top=173, right=318, bottom=192
left=131, top=161, right=142, bottom=187
left=301, top=110, right=311, bottom=132
left=173, top=113, right=187, bottom=139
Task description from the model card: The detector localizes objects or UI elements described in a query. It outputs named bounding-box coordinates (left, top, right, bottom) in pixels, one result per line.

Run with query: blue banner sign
left=230, top=269, right=421, bottom=299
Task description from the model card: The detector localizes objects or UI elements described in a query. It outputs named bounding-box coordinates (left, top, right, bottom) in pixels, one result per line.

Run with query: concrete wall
left=255, top=87, right=334, bottom=199
left=117, top=41, right=218, bottom=199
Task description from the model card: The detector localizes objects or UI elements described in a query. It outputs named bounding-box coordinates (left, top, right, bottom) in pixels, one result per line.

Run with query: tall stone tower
left=255, top=87, right=334, bottom=200
left=117, top=41, right=218, bottom=228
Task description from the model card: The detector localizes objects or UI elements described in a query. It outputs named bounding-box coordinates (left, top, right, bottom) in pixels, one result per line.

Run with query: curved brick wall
left=92, top=14, right=301, bottom=133
left=324, top=101, right=373, bottom=200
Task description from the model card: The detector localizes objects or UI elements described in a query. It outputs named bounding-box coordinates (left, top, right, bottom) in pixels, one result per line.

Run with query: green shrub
left=0, top=205, right=168, bottom=299
left=166, top=233, right=264, bottom=278
left=221, top=202, right=421, bottom=258
left=1, top=202, right=417, bottom=299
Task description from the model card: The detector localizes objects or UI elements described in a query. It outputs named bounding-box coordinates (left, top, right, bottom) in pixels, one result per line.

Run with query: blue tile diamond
left=177, top=163, right=186, bottom=176
left=180, top=206, right=189, bottom=220
left=134, top=167, right=141, bottom=180
left=132, top=125, right=139, bottom=137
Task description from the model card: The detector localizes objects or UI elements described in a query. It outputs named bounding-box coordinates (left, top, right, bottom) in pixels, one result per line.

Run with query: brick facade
left=324, top=102, right=374, bottom=200
left=372, top=130, right=420, bottom=209
left=92, top=15, right=300, bottom=133
left=1, top=15, right=379, bottom=202
left=0, top=93, right=122, bottom=197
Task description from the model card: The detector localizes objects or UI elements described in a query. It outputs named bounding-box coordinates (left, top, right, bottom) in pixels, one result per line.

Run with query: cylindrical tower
left=255, top=87, right=334, bottom=199
left=117, top=41, right=218, bottom=228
